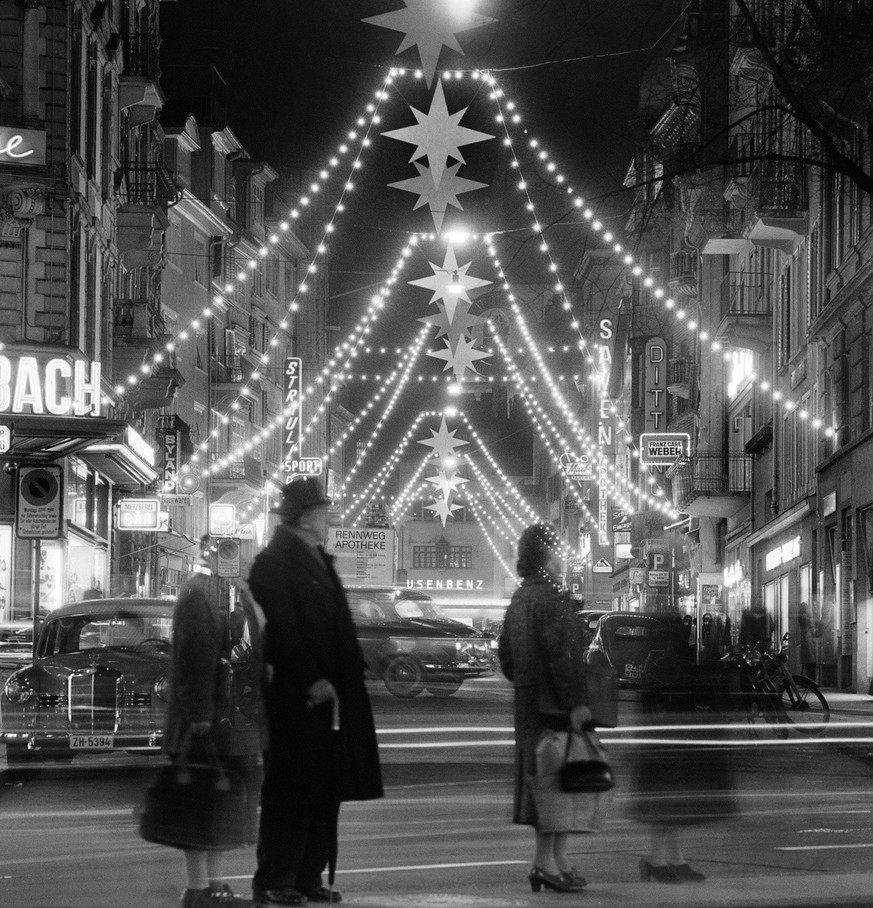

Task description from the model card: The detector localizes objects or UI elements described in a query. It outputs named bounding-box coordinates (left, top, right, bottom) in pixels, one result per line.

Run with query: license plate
left=69, top=734, right=114, bottom=750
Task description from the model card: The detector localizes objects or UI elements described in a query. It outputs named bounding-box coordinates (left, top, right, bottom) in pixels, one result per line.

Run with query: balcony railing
left=124, top=30, right=160, bottom=80
left=113, top=298, right=166, bottom=341
left=211, top=356, right=245, bottom=383
left=754, top=160, right=808, bottom=212
left=669, top=452, right=752, bottom=511
left=719, top=271, right=772, bottom=319
left=668, top=357, right=695, bottom=388
left=118, top=162, right=177, bottom=207
left=668, top=249, right=698, bottom=296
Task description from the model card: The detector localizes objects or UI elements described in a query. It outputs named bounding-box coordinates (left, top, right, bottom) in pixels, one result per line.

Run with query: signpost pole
left=31, top=539, right=40, bottom=660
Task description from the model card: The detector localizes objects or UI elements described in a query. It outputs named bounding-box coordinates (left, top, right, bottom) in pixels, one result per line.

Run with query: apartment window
left=808, top=224, right=822, bottom=323
left=412, top=544, right=473, bottom=569
left=167, top=217, right=182, bottom=268
left=251, top=183, right=264, bottom=228
left=193, top=237, right=207, bottom=286
left=267, top=256, right=280, bottom=296
left=86, top=42, right=98, bottom=181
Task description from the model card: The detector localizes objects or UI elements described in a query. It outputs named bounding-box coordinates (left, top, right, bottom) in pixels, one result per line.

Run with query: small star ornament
left=425, top=494, right=463, bottom=526
left=428, top=334, right=492, bottom=377
left=417, top=417, right=468, bottom=460
left=409, top=243, right=491, bottom=322
left=388, top=161, right=487, bottom=230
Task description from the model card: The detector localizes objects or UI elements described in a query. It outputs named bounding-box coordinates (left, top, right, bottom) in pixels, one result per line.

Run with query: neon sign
left=0, top=356, right=101, bottom=417
left=0, top=127, right=46, bottom=166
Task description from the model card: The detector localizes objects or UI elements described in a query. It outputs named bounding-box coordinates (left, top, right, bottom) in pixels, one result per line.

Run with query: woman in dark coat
left=498, top=523, right=591, bottom=894
left=248, top=478, right=383, bottom=907
left=162, top=538, right=265, bottom=908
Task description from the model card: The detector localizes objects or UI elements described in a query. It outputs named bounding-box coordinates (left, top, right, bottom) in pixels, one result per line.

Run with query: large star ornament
left=419, top=300, right=485, bottom=347
left=425, top=471, right=469, bottom=497
left=418, top=417, right=468, bottom=460
left=383, top=81, right=493, bottom=188
left=363, top=0, right=496, bottom=87
left=428, top=335, right=492, bottom=376
left=389, top=161, right=487, bottom=230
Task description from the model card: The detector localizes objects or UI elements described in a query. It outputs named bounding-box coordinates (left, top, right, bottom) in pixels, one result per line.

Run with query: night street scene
left=6, top=0, right=873, bottom=906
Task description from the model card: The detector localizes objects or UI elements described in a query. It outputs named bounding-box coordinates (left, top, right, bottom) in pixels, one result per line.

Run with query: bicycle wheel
left=780, top=675, right=830, bottom=734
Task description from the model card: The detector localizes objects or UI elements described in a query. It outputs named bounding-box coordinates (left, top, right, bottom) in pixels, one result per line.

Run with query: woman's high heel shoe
left=528, top=866, right=580, bottom=893
left=669, top=863, right=706, bottom=881
left=560, top=866, right=587, bottom=889
left=639, top=858, right=681, bottom=883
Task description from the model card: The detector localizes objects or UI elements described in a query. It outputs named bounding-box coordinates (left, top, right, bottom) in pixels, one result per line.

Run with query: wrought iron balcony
left=668, top=249, right=698, bottom=297
left=714, top=271, right=773, bottom=353
left=667, top=358, right=695, bottom=398
left=113, top=299, right=166, bottom=343
left=668, top=452, right=751, bottom=518
left=123, top=30, right=160, bottom=81
left=118, top=161, right=177, bottom=208
left=692, top=205, right=749, bottom=255
left=747, top=160, right=809, bottom=252
left=211, top=356, right=245, bottom=384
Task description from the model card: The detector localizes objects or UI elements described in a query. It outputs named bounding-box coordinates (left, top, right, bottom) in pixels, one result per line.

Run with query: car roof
left=42, top=598, right=174, bottom=620
left=598, top=612, right=667, bottom=625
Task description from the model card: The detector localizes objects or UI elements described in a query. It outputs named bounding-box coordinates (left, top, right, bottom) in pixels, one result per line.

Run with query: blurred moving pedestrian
left=163, top=536, right=266, bottom=908
left=797, top=601, right=821, bottom=680
left=248, top=478, right=383, bottom=906
left=632, top=619, right=737, bottom=884
left=498, top=523, right=593, bottom=894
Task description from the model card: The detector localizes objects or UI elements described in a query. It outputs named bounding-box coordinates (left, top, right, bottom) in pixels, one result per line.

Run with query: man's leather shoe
left=305, top=885, right=341, bottom=903
left=253, top=889, right=308, bottom=906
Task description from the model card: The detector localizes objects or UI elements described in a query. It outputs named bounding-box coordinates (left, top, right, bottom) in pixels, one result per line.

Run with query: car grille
left=68, top=667, right=121, bottom=733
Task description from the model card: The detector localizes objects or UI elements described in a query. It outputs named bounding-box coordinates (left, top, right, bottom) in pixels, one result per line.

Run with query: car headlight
left=153, top=676, right=169, bottom=701
left=4, top=676, right=34, bottom=704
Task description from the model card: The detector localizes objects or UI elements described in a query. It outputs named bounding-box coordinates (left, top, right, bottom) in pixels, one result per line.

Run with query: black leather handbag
left=139, top=735, right=251, bottom=851
left=559, top=728, right=616, bottom=793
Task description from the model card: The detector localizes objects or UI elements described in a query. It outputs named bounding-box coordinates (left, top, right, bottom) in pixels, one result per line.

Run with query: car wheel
left=425, top=676, right=464, bottom=697
left=383, top=655, right=425, bottom=698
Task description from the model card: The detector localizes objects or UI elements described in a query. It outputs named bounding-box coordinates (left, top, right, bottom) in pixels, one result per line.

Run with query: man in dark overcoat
left=248, top=478, right=383, bottom=907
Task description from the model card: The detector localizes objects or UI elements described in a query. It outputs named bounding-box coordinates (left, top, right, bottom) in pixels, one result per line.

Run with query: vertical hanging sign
left=284, top=357, right=302, bottom=475
left=644, top=337, right=667, bottom=433
left=161, top=428, right=179, bottom=491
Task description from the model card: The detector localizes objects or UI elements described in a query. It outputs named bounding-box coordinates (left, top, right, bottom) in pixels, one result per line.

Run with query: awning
left=79, top=439, right=158, bottom=487
left=1, top=415, right=129, bottom=461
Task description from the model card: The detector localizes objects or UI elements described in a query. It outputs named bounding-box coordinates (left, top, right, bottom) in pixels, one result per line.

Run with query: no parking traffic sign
left=17, top=464, right=63, bottom=539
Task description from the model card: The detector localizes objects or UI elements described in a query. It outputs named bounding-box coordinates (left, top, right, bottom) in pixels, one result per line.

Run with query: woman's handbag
left=530, top=727, right=614, bottom=833
left=559, top=727, right=616, bottom=792
left=138, top=734, right=251, bottom=851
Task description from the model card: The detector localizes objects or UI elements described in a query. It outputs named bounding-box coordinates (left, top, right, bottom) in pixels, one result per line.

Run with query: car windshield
left=39, top=610, right=173, bottom=656
left=395, top=600, right=446, bottom=619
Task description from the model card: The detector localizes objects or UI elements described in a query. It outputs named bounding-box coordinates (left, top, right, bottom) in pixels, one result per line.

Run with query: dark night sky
left=159, top=0, right=684, bottom=477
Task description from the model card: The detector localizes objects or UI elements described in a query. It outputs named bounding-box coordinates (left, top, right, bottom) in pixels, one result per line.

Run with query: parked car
left=0, top=597, right=261, bottom=765
left=0, top=622, right=33, bottom=672
left=575, top=609, right=609, bottom=648
left=346, top=586, right=497, bottom=698
left=585, top=612, right=689, bottom=688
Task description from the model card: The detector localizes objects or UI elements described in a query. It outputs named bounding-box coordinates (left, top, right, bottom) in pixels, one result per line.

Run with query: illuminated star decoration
left=363, top=0, right=496, bottom=87
left=418, top=301, right=484, bottom=348
left=418, top=417, right=469, bottom=526
left=383, top=81, right=493, bottom=189
left=388, top=162, right=487, bottom=231
left=428, top=334, right=491, bottom=377
left=409, top=244, right=491, bottom=322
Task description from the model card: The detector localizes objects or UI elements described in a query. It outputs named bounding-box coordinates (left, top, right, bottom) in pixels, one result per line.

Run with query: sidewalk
left=330, top=870, right=873, bottom=908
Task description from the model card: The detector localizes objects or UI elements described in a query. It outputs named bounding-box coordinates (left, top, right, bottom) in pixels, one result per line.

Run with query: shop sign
left=0, top=356, right=101, bottom=416
left=125, top=425, right=155, bottom=466
left=639, top=432, right=690, bottom=464
left=615, top=542, right=633, bottom=560
left=327, top=527, right=395, bottom=586
left=117, top=498, right=160, bottom=531
left=592, top=557, right=613, bottom=574
left=285, top=456, right=323, bottom=477
left=406, top=578, right=485, bottom=590
left=723, top=560, right=746, bottom=589
left=612, top=509, right=632, bottom=533
left=161, top=428, right=179, bottom=490
left=160, top=494, right=191, bottom=507
left=0, top=425, right=11, bottom=453
left=284, top=357, right=302, bottom=463
left=208, top=503, right=236, bottom=537
left=0, top=127, right=46, bottom=166
left=765, top=536, right=800, bottom=572
left=629, top=565, right=647, bottom=584
left=648, top=570, right=669, bottom=587
left=559, top=451, right=593, bottom=483
left=17, top=465, right=63, bottom=539
left=644, top=337, right=667, bottom=432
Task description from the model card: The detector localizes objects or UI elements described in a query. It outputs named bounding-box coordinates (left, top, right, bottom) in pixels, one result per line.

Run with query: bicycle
left=761, top=632, right=830, bottom=735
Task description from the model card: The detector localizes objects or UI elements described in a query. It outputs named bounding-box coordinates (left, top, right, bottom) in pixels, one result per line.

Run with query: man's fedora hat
left=272, top=477, right=331, bottom=516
